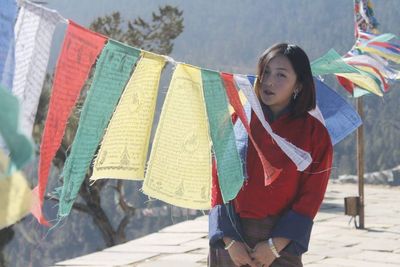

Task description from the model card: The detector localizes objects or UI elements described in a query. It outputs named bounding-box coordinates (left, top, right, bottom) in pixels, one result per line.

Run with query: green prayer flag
left=311, top=49, right=360, bottom=76
left=201, top=69, right=244, bottom=202
left=58, top=40, right=140, bottom=217
left=0, top=85, right=33, bottom=172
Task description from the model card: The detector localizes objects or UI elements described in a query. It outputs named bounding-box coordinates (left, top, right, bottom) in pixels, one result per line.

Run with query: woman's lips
left=263, top=90, right=275, bottom=95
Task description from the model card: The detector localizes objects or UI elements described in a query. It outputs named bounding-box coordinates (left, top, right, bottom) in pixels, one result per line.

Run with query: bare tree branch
left=45, top=194, right=90, bottom=214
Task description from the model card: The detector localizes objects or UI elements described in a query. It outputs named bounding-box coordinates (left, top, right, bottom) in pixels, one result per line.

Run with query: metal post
left=356, top=97, right=365, bottom=229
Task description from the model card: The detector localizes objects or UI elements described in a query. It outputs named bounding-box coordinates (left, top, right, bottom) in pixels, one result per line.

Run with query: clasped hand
left=227, top=240, right=276, bottom=267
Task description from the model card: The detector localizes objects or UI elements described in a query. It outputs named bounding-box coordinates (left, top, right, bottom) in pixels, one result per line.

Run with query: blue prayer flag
left=315, top=78, right=362, bottom=145
left=0, top=0, right=17, bottom=90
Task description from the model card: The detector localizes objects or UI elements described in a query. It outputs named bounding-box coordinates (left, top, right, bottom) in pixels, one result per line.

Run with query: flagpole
left=356, top=97, right=365, bottom=229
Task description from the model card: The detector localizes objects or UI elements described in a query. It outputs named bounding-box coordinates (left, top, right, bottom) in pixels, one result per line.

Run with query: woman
left=209, top=43, right=333, bottom=267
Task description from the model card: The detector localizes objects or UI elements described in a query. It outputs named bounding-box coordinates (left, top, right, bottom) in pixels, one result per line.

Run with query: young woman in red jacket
left=209, top=43, right=333, bottom=267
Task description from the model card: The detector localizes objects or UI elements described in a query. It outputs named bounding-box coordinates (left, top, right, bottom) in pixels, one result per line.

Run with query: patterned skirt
left=208, top=216, right=302, bottom=267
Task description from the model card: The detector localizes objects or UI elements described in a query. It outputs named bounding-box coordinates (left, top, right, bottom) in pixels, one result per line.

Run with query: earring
left=293, top=89, right=299, bottom=100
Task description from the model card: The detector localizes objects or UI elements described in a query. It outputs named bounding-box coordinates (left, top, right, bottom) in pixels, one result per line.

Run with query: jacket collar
left=261, top=101, right=293, bottom=123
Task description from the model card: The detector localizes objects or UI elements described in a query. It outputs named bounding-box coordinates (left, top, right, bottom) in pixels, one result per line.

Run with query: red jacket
left=211, top=110, right=333, bottom=220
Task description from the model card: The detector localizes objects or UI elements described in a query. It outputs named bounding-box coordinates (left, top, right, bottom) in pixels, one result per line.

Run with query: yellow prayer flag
left=0, top=159, right=32, bottom=229
left=91, top=52, right=166, bottom=181
left=143, top=64, right=212, bottom=210
left=359, top=46, right=400, bottom=64
left=0, top=150, right=10, bottom=176
left=336, top=72, right=383, bottom=96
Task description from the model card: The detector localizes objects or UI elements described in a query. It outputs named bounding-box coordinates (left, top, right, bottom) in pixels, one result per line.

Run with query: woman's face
left=260, top=55, right=298, bottom=115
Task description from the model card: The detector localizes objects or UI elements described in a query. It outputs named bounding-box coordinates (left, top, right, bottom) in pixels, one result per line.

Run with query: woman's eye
left=277, top=73, right=286, bottom=78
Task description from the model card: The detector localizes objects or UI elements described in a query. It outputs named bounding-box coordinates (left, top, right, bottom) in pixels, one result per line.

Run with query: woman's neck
left=261, top=102, right=292, bottom=122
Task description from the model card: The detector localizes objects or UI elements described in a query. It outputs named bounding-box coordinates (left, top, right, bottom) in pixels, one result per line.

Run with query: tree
left=90, top=6, right=184, bottom=55
left=32, top=6, right=184, bottom=247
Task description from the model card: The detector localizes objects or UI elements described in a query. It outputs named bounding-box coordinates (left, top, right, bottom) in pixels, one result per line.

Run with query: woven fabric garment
left=232, top=74, right=312, bottom=173
left=209, top=216, right=302, bottom=267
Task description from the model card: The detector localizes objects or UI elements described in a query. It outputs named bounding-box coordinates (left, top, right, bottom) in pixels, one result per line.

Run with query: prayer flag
left=143, top=64, right=212, bottom=209
left=0, top=85, right=33, bottom=171
left=0, top=144, right=30, bottom=230
left=354, top=0, right=378, bottom=37
left=343, top=55, right=400, bottom=82
left=336, top=0, right=399, bottom=97
left=91, top=52, right=166, bottom=181
left=233, top=74, right=312, bottom=173
left=58, top=40, right=140, bottom=218
left=222, top=73, right=281, bottom=186
left=201, top=69, right=244, bottom=202
left=311, top=49, right=360, bottom=76
left=336, top=72, right=382, bottom=96
left=12, top=1, right=64, bottom=137
left=0, top=168, right=32, bottom=230
left=314, top=79, right=362, bottom=145
left=0, top=0, right=17, bottom=90
left=32, top=21, right=106, bottom=225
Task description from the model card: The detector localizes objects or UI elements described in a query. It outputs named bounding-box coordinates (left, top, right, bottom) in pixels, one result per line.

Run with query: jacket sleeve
left=270, top=122, right=333, bottom=255
left=209, top=203, right=243, bottom=249
left=209, top=155, right=243, bottom=248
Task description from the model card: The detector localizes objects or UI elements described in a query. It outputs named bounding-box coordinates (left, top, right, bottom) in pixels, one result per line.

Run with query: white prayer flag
left=12, top=1, right=64, bottom=136
left=233, top=74, right=312, bottom=171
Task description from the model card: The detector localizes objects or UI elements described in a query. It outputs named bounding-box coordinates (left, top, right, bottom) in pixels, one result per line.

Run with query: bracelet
left=224, top=239, right=236, bottom=250
left=267, top=238, right=280, bottom=258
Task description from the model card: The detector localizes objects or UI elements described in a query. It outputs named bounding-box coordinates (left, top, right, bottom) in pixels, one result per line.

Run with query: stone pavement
left=54, top=182, right=400, bottom=266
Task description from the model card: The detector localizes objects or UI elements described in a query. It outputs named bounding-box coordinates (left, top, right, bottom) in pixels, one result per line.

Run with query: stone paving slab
left=55, top=182, right=400, bottom=267
left=55, top=251, right=159, bottom=266
left=127, top=232, right=207, bottom=246
left=104, top=244, right=200, bottom=254
left=160, top=219, right=208, bottom=233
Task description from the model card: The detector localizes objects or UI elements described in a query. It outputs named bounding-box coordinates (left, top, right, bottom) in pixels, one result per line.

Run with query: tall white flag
left=12, top=1, right=64, bottom=136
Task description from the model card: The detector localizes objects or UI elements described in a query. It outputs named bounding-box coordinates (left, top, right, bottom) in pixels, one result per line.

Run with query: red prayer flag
left=31, top=20, right=107, bottom=225
left=220, top=72, right=281, bottom=186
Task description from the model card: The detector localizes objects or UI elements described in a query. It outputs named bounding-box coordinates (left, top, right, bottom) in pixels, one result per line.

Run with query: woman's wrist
left=270, top=237, right=291, bottom=253
left=267, top=238, right=280, bottom=258
left=224, top=239, right=236, bottom=250
left=222, top=237, right=233, bottom=245
left=222, top=237, right=236, bottom=250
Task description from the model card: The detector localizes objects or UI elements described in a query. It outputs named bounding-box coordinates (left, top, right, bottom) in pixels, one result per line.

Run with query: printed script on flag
left=143, top=64, right=212, bottom=210
left=91, top=52, right=166, bottom=181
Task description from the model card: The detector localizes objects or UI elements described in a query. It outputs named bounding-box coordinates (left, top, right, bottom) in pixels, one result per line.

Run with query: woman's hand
left=251, top=237, right=290, bottom=267
left=223, top=237, right=257, bottom=267
left=250, top=241, right=275, bottom=267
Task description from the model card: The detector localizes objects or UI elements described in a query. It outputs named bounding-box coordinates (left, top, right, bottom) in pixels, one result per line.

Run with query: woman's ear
left=297, top=83, right=303, bottom=92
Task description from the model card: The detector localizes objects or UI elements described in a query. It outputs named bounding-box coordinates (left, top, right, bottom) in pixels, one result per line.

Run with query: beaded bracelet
left=224, top=239, right=236, bottom=250
left=268, top=238, right=281, bottom=258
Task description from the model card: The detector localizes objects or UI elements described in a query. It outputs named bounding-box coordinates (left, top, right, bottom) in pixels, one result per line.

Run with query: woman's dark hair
left=254, top=43, right=316, bottom=117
